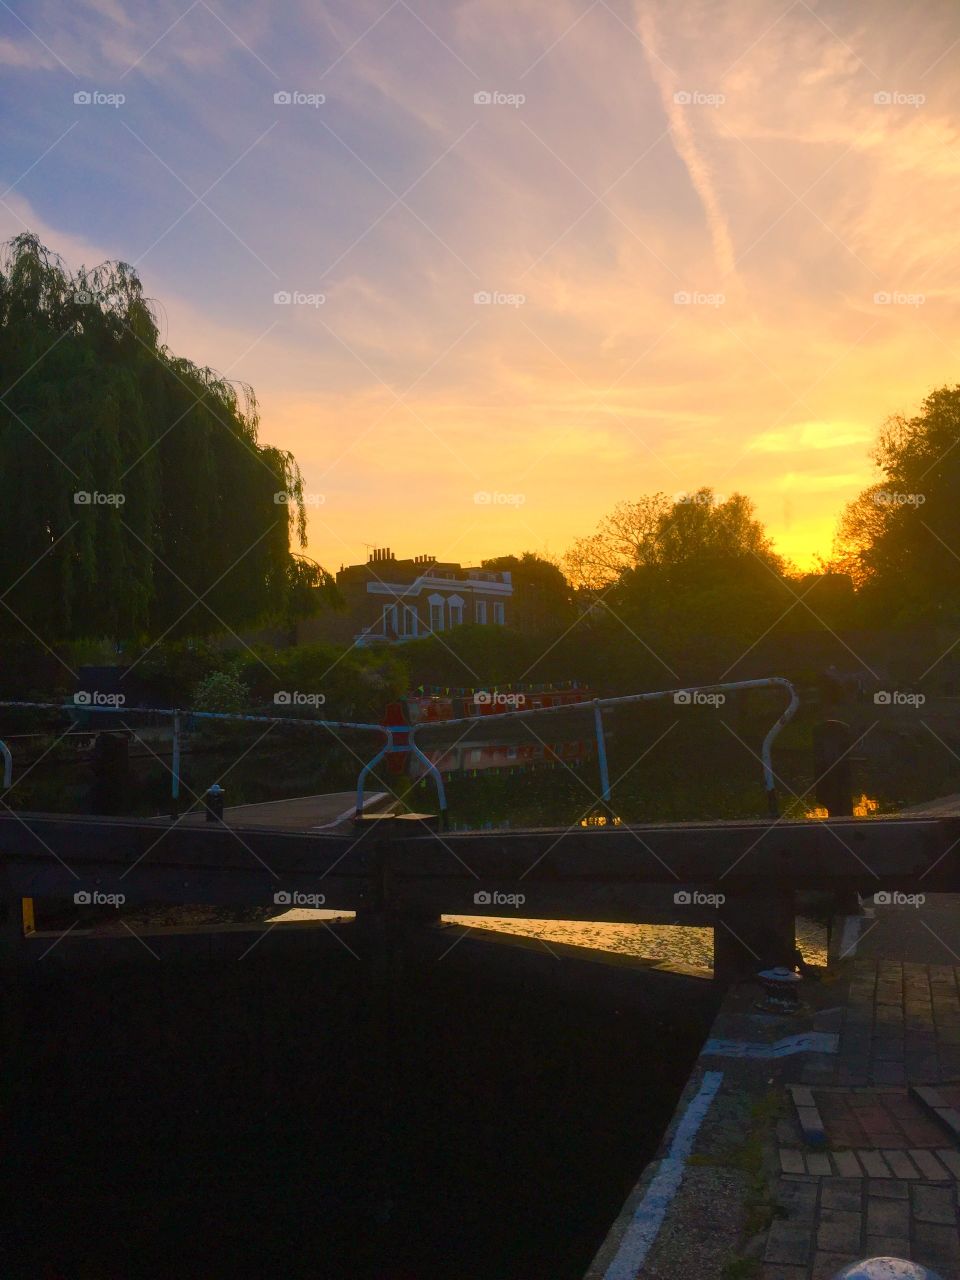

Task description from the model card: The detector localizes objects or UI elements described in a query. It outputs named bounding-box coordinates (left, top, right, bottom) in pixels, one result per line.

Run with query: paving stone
left=882, top=1149, right=921, bottom=1179
left=866, top=1193, right=909, bottom=1237
left=874, top=1038, right=905, bottom=1061
left=805, top=1153, right=833, bottom=1176
left=913, top=1085, right=946, bottom=1109
left=764, top=1219, right=813, bottom=1266
left=914, top=1220, right=960, bottom=1271
left=872, top=1061, right=906, bottom=1084
left=868, top=1178, right=909, bottom=1199
left=816, top=1210, right=862, bottom=1253
left=912, top=1182, right=958, bottom=1225
left=779, top=1148, right=805, bottom=1174
left=789, top=1084, right=816, bottom=1108
left=833, top=1151, right=862, bottom=1178
left=933, top=1105, right=960, bottom=1140
left=797, top=1105, right=827, bottom=1148
left=858, top=1150, right=891, bottom=1177
left=865, top=1235, right=911, bottom=1258
left=935, top=1147, right=960, bottom=1178
left=811, top=1253, right=859, bottom=1280
left=911, top=1149, right=951, bottom=1180
left=817, top=1183, right=859, bottom=1215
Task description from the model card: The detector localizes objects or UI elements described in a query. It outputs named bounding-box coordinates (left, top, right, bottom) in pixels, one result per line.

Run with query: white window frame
left=493, top=602, right=505, bottom=625
left=448, top=594, right=464, bottom=629
left=475, top=600, right=488, bottom=625
left=383, top=604, right=398, bottom=634
left=428, top=593, right=445, bottom=633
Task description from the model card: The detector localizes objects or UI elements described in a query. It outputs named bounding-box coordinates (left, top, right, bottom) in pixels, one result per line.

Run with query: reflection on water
left=443, top=914, right=829, bottom=970
left=442, top=791, right=847, bottom=971
left=804, top=793, right=881, bottom=819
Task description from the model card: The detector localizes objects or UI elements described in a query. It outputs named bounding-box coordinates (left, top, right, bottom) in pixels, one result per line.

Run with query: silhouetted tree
left=0, top=233, right=332, bottom=643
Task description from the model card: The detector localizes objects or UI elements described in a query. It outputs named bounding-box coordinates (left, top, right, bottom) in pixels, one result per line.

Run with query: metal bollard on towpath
left=204, top=783, right=225, bottom=822
left=832, top=1259, right=945, bottom=1279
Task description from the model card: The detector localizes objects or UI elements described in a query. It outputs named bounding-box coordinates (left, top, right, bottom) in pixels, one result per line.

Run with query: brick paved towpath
left=588, top=892, right=960, bottom=1280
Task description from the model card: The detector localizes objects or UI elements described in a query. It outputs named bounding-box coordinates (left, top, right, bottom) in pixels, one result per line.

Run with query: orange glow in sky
left=4, top=0, right=958, bottom=575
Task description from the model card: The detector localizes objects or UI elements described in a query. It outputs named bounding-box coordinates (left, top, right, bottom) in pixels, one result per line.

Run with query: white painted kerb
left=602, top=1070, right=724, bottom=1280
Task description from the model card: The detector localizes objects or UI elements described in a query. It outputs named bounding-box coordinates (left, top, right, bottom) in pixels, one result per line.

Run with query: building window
left=475, top=600, right=487, bottom=625
left=383, top=604, right=398, bottom=634
left=449, top=603, right=462, bottom=628
left=493, top=602, right=505, bottom=625
left=430, top=601, right=444, bottom=632
left=403, top=605, right=417, bottom=636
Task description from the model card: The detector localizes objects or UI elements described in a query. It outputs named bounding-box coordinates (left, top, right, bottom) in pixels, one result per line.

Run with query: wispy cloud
left=635, top=4, right=736, bottom=279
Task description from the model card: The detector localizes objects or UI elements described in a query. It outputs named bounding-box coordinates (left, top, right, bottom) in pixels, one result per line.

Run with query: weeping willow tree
left=0, top=233, right=335, bottom=643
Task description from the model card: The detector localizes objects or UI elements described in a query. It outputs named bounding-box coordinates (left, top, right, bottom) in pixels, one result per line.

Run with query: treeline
left=0, top=233, right=335, bottom=644
left=4, top=232, right=959, bottom=704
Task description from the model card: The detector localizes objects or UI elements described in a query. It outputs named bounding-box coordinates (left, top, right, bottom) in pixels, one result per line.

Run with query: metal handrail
left=0, top=677, right=799, bottom=824
left=407, top=677, right=800, bottom=819
left=0, top=701, right=393, bottom=816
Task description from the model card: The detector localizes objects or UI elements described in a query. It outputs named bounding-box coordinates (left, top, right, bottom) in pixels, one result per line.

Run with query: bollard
left=813, top=719, right=853, bottom=816
left=714, top=888, right=795, bottom=985
left=204, top=783, right=225, bottom=822
left=832, top=1260, right=944, bottom=1280
left=813, top=720, right=861, bottom=916
left=756, top=965, right=802, bottom=1013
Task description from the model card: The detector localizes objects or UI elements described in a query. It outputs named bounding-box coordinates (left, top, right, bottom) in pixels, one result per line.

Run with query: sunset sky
left=3, top=0, right=959, bottom=573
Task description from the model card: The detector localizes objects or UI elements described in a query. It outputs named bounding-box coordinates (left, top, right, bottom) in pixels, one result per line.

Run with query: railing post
left=170, top=711, right=181, bottom=819
left=593, top=702, right=611, bottom=807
